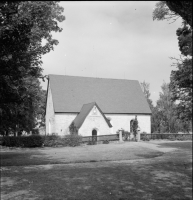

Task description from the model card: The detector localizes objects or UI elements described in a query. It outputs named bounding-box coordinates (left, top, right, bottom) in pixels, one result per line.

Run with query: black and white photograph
left=0, top=1, right=192, bottom=200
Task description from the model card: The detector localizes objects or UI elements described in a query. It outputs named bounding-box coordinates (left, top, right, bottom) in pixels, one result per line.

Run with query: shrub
left=22, top=135, right=44, bottom=147
left=2, top=136, right=22, bottom=147
left=32, top=129, right=39, bottom=135
left=123, top=131, right=130, bottom=141
left=2, top=135, right=44, bottom=147
left=43, top=134, right=82, bottom=147
left=132, top=116, right=138, bottom=139
left=152, top=134, right=157, bottom=140
left=69, top=122, right=78, bottom=135
left=103, top=140, right=109, bottom=144
left=87, top=140, right=96, bottom=145
left=168, top=135, right=176, bottom=141
left=140, top=132, right=150, bottom=141
left=142, top=136, right=150, bottom=141
left=64, top=134, right=82, bottom=147
left=0, top=137, right=3, bottom=145
left=43, top=135, right=61, bottom=147
left=131, top=137, right=137, bottom=142
left=87, top=138, right=96, bottom=145
left=141, top=132, right=150, bottom=141
left=176, top=135, right=187, bottom=141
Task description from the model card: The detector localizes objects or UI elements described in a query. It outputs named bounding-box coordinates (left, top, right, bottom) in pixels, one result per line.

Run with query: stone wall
left=141, top=133, right=192, bottom=140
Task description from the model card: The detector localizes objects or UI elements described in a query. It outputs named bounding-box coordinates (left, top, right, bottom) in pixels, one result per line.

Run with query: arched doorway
left=92, top=129, right=97, bottom=142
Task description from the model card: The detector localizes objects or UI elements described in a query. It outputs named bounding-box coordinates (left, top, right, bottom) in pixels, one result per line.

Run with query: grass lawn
left=157, top=141, right=192, bottom=150
left=0, top=141, right=192, bottom=200
left=0, top=142, right=164, bottom=166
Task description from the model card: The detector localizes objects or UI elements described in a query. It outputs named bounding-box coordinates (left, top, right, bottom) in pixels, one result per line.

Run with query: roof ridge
left=82, top=102, right=96, bottom=106
left=48, top=74, right=138, bottom=82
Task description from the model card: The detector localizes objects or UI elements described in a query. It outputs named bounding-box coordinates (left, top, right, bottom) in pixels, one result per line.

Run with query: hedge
left=2, top=135, right=44, bottom=147
left=43, top=134, right=82, bottom=147
left=1, top=134, right=83, bottom=148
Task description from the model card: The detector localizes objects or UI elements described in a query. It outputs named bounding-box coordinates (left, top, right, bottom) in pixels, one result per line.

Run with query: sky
left=41, top=1, right=182, bottom=105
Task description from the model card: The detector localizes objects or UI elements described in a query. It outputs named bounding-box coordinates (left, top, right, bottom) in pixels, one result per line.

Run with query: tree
left=140, top=81, right=157, bottom=133
left=153, top=1, right=192, bottom=27
left=169, top=24, right=192, bottom=121
left=156, top=82, right=177, bottom=133
left=153, top=1, right=180, bottom=23
left=132, top=116, right=138, bottom=140
left=0, top=1, right=65, bottom=135
left=0, top=76, right=47, bottom=135
left=155, top=82, right=191, bottom=133
left=69, top=122, right=78, bottom=135
left=0, top=1, right=65, bottom=102
left=150, top=106, right=162, bottom=133
left=166, top=2, right=192, bottom=28
left=170, top=58, right=192, bottom=121
left=153, top=1, right=192, bottom=123
left=140, top=81, right=154, bottom=111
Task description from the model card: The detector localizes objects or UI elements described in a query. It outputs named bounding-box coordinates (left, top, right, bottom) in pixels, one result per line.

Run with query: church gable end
left=78, top=102, right=112, bottom=136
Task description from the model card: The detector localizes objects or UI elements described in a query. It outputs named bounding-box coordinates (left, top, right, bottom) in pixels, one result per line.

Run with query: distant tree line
left=141, top=81, right=192, bottom=133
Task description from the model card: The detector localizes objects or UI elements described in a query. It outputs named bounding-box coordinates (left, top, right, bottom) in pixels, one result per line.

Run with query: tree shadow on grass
left=0, top=151, right=61, bottom=166
left=136, top=152, right=164, bottom=159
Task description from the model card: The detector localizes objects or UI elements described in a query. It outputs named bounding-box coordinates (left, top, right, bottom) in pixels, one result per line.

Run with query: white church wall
left=105, top=114, right=151, bottom=134
left=55, top=113, right=78, bottom=136
left=137, top=115, right=151, bottom=133
left=78, top=106, right=111, bottom=137
left=45, top=83, right=55, bottom=135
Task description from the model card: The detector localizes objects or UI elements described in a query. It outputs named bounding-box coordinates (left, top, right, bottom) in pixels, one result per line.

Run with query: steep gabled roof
left=72, top=102, right=112, bottom=129
left=49, top=74, right=151, bottom=114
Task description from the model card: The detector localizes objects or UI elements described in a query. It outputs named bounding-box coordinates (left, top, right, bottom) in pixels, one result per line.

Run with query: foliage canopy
left=153, top=1, right=192, bottom=122
left=0, top=1, right=65, bottom=135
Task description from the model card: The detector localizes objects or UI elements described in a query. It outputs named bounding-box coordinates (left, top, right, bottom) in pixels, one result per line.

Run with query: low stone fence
left=140, top=133, right=192, bottom=141
left=82, top=134, right=119, bottom=143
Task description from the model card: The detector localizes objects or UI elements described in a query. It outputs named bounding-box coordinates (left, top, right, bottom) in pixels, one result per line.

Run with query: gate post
left=119, top=129, right=123, bottom=142
left=137, top=131, right=141, bottom=141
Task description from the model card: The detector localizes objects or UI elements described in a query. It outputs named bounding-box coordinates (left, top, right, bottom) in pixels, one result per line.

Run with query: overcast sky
left=41, top=1, right=182, bottom=105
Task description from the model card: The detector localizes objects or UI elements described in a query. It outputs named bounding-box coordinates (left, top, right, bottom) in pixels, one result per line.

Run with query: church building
left=46, top=74, right=151, bottom=136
